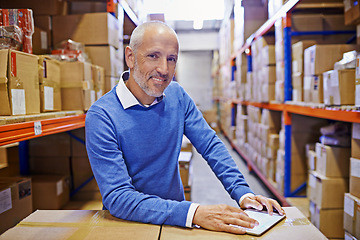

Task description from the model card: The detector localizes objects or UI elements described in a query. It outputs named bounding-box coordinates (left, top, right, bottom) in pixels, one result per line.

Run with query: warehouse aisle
left=191, top=133, right=275, bottom=207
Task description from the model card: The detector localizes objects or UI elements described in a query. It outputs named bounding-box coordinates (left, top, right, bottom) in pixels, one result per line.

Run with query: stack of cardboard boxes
left=308, top=142, right=350, bottom=238
left=179, top=136, right=193, bottom=201
left=344, top=123, right=360, bottom=239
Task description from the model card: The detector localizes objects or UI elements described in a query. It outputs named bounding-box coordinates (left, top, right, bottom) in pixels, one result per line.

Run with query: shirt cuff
left=239, top=193, right=256, bottom=206
left=186, top=203, right=200, bottom=228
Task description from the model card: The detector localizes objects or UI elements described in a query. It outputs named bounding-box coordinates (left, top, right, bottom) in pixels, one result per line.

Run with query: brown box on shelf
left=304, top=44, right=358, bottom=76
left=323, top=69, right=356, bottom=106
left=29, top=132, right=71, bottom=157
left=69, top=1, right=107, bottom=14
left=92, top=65, right=105, bottom=101
left=345, top=0, right=360, bottom=25
left=38, top=56, right=62, bottom=112
left=105, top=76, right=120, bottom=93
left=29, top=156, right=71, bottom=176
left=0, top=50, right=11, bottom=116
left=292, top=72, right=303, bottom=102
left=0, top=177, right=32, bottom=235
left=308, top=171, right=348, bottom=209
left=32, top=16, right=52, bottom=55
left=60, top=61, right=95, bottom=111
left=71, top=178, right=102, bottom=201
left=85, top=45, right=122, bottom=77
left=309, top=201, right=344, bottom=239
left=353, top=123, right=360, bottom=158
left=315, top=143, right=351, bottom=178
left=1, top=49, right=40, bottom=116
left=344, top=193, right=360, bottom=240
left=179, top=151, right=192, bottom=187
left=1, top=0, right=68, bottom=16
left=70, top=128, right=87, bottom=157
left=292, top=40, right=317, bottom=75
left=307, top=150, right=317, bottom=172
left=52, top=13, right=120, bottom=48
left=350, top=157, right=360, bottom=198
left=31, top=175, right=70, bottom=210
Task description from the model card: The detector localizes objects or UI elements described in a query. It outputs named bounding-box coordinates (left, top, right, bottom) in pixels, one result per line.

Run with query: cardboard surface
left=350, top=157, right=360, bottom=198
left=0, top=210, right=161, bottom=240
left=0, top=50, right=11, bottom=115
left=52, top=13, right=120, bottom=48
left=160, top=207, right=327, bottom=240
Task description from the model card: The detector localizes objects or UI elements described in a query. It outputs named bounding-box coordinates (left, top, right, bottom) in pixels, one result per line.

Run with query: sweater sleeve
left=181, top=90, right=254, bottom=203
left=85, top=108, right=191, bottom=227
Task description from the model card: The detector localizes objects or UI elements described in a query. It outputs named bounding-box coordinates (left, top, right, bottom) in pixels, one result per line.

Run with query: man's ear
left=125, top=46, right=135, bottom=69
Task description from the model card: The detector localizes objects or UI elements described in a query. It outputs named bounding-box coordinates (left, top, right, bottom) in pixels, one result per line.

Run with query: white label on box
left=309, top=154, right=315, bottom=171
left=304, top=76, right=312, bottom=90
left=344, top=195, right=355, bottom=217
left=330, top=70, right=339, bottom=87
left=11, top=89, right=26, bottom=115
left=292, top=60, right=298, bottom=73
left=351, top=158, right=360, bottom=178
left=0, top=188, right=12, bottom=214
left=356, top=55, right=360, bottom=79
left=44, top=86, right=54, bottom=110
left=309, top=201, right=315, bottom=215
left=353, top=123, right=360, bottom=139
left=315, top=143, right=322, bottom=160
left=56, top=180, right=63, bottom=196
left=356, top=85, right=360, bottom=106
left=34, top=121, right=42, bottom=135
left=309, top=174, right=316, bottom=188
left=40, top=31, right=47, bottom=50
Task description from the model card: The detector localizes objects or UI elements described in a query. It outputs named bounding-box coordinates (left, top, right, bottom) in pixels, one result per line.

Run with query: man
left=85, top=21, right=284, bottom=234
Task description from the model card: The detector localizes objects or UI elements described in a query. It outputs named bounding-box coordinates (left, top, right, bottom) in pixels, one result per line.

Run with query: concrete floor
left=191, top=134, right=275, bottom=207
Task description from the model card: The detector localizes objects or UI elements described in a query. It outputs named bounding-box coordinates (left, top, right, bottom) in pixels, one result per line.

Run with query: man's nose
left=156, top=58, right=169, bottom=75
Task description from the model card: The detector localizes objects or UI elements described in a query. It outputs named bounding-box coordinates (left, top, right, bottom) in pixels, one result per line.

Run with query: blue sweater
left=85, top=81, right=253, bottom=227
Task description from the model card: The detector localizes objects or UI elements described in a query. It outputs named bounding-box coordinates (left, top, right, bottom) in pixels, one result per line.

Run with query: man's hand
left=240, top=195, right=285, bottom=216
left=192, top=204, right=259, bottom=234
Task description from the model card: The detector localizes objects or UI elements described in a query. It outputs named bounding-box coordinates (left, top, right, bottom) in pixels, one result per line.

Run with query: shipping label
left=0, top=188, right=12, bottom=215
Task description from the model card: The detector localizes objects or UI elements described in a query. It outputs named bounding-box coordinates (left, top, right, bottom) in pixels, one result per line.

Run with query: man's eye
left=148, top=54, right=157, bottom=59
left=168, top=57, right=177, bottom=62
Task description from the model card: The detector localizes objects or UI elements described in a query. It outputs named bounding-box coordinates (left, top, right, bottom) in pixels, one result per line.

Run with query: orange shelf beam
left=0, top=114, right=86, bottom=146
left=285, top=105, right=360, bottom=123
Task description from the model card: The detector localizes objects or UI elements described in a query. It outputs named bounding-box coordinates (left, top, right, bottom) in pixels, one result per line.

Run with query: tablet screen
left=244, top=209, right=286, bottom=235
left=230, top=209, right=286, bottom=236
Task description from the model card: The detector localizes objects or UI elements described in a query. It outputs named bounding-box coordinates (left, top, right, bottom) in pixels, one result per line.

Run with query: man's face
left=132, top=28, right=179, bottom=98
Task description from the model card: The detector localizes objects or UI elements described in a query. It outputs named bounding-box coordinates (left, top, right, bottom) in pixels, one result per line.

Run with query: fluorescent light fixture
left=193, top=19, right=203, bottom=30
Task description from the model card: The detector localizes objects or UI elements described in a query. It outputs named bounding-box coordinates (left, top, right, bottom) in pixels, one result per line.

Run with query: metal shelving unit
left=216, top=0, right=359, bottom=201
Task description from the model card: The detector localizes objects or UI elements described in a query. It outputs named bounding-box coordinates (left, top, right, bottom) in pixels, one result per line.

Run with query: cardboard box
left=0, top=177, right=32, bottom=235
left=72, top=157, right=94, bottom=190
left=352, top=123, right=360, bottom=159
left=292, top=40, right=317, bottom=74
left=32, top=16, right=52, bottom=54
left=52, top=13, right=120, bottom=48
left=105, top=76, right=120, bottom=93
left=307, top=150, right=317, bottom=171
left=350, top=157, right=360, bottom=198
left=29, top=156, right=71, bottom=176
left=1, top=49, right=40, bottom=115
left=0, top=210, right=161, bottom=239
left=1, top=0, right=68, bottom=15
left=304, top=44, right=358, bottom=76
left=85, top=45, right=122, bottom=77
left=261, top=45, right=276, bottom=66
left=92, top=65, right=105, bottom=101
left=69, top=1, right=107, bottom=14
left=29, top=132, right=71, bottom=157
left=0, top=50, right=11, bottom=115
left=312, top=74, right=323, bottom=104
left=31, top=175, right=70, bottom=210
left=38, top=56, right=62, bottom=112
left=344, top=193, right=360, bottom=240
left=0, top=143, right=20, bottom=177
left=71, top=178, right=102, bottom=201
left=60, top=61, right=95, bottom=111
left=345, top=0, right=360, bottom=25
left=323, top=69, right=355, bottom=105
left=310, top=202, right=344, bottom=239
left=308, top=171, right=348, bottom=209
left=292, top=72, right=303, bottom=102
left=316, top=143, right=351, bottom=177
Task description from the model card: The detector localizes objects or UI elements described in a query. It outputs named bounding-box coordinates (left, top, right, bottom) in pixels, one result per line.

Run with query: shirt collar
left=116, top=71, right=165, bottom=109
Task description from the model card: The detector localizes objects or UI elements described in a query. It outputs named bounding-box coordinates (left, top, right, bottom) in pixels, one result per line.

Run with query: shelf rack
left=216, top=0, right=359, bottom=200
left=0, top=114, right=86, bottom=147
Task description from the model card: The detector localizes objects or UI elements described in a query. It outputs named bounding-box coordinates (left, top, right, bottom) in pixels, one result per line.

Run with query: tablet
left=230, top=209, right=286, bottom=236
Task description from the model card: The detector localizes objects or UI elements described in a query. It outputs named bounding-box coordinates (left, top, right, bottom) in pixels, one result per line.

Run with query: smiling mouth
left=151, top=77, right=167, bottom=83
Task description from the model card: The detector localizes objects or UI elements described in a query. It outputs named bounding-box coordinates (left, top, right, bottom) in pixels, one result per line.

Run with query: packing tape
left=42, top=78, right=60, bottom=89
left=283, top=217, right=310, bottom=226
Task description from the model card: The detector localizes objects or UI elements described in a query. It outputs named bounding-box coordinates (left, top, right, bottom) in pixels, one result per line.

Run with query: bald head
left=129, top=21, right=179, bottom=54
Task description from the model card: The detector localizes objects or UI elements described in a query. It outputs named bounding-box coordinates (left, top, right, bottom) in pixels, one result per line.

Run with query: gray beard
left=133, top=64, right=164, bottom=98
